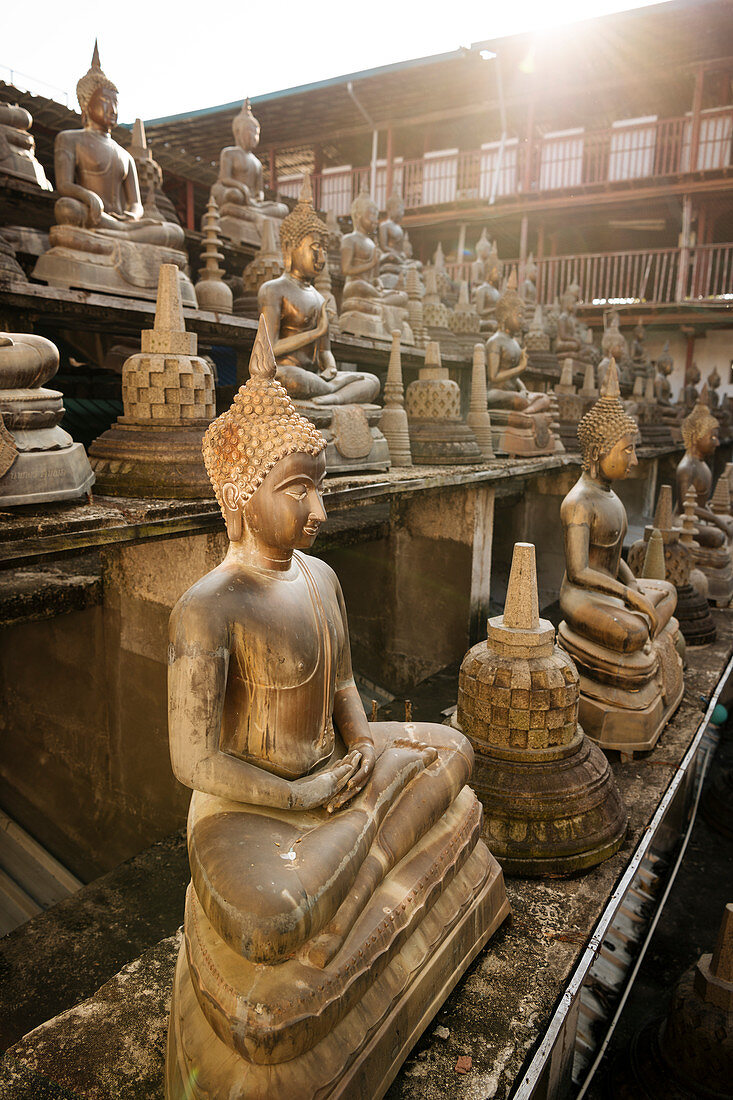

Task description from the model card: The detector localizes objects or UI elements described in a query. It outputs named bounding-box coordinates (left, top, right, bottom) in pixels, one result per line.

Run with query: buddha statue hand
left=291, top=748, right=363, bottom=811
left=325, top=739, right=376, bottom=812
left=625, top=584, right=659, bottom=638
left=56, top=190, right=103, bottom=229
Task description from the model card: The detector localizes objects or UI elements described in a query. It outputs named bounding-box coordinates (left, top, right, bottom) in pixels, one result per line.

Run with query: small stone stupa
left=405, top=341, right=482, bottom=465
left=406, top=266, right=427, bottom=347
left=89, top=264, right=215, bottom=497
left=466, top=343, right=494, bottom=459
left=629, top=484, right=715, bottom=645
left=0, top=333, right=94, bottom=505
left=380, top=331, right=412, bottom=467
left=195, top=198, right=233, bottom=313
left=454, top=541, right=627, bottom=875
left=128, top=118, right=180, bottom=225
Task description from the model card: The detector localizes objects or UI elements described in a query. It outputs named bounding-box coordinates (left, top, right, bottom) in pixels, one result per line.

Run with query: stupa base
left=0, top=443, right=94, bottom=506
left=408, top=418, right=482, bottom=465
left=89, top=420, right=213, bottom=499
left=558, top=620, right=684, bottom=755
left=298, top=403, right=391, bottom=473
left=675, top=583, right=717, bottom=645
left=451, top=725, right=627, bottom=876
left=166, top=837, right=509, bottom=1100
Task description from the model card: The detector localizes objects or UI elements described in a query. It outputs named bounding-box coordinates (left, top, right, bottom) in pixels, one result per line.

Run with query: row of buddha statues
left=163, top=314, right=733, bottom=1095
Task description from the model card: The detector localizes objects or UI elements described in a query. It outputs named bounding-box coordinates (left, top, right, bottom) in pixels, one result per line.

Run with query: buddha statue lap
left=486, top=269, right=560, bottom=457
left=557, top=360, right=684, bottom=755
left=210, top=98, right=288, bottom=247
left=0, top=102, right=51, bottom=189
left=33, top=44, right=195, bottom=305
left=259, top=177, right=389, bottom=473
left=339, top=189, right=409, bottom=340
left=165, top=320, right=509, bottom=1098
left=675, top=398, right=733, bottom=606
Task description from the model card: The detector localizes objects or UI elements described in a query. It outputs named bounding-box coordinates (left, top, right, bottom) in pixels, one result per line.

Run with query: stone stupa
left=405, top=341, right=482, bottom=465
left=89, top=264, right=215, bottom=498
left=454, top=541, right=627, bottom=874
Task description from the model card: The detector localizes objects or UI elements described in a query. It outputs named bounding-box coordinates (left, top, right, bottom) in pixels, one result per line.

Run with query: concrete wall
left=638, top=326, right=733, bottom=403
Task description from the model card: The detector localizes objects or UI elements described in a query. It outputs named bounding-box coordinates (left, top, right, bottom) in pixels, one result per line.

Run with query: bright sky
left=3, top=0, right=666, bottom=123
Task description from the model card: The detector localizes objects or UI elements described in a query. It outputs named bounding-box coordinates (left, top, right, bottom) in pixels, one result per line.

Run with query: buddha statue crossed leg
left=165, top=318, right=509, bottom=1098
left=557, top=360, right=684, bottom=756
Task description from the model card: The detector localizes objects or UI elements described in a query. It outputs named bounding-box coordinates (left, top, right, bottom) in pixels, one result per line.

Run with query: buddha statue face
left=697, top=421, right=719, bottom=457
left=596, top=433, right=638, bottom=482
left=687, top=363, right=701, bottom=385
left=351, top=194, right=378, bottom=235
left=233, top=110, right=261, bottom=152
left=386, top=194, right=405, bottom=222
left=86, top=86, right=118, bottom=132
left=287, top=231, right=327, bottom=281
left=221, top=450, right=327, bottom=552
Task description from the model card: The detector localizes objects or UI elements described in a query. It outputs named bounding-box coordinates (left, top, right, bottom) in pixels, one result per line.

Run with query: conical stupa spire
left=381, top=330, right=412, bottom=467
left=580, top=360, right=597, bottom=395
left=699, top=382, right=710, bottom=407
left=425, top=341, right=442, bottom=368
left=680, top=487, right=699, bottom=545
left=710, top=472, right=731, bottom=514
left=467, top=343, right=494, bottom=459
left=92, top=39, right=101, bottom=71
left=600, top=357, right=620, bottom=399
left=249, top=314, right=278, bottom=381
left=506, top=266, right=518, bottom=292
left=154, top=264, right=185, bottom=333
left=503, top=543, right=540, bottom=631
left=298, top=172, right=313, bottom=205
left=560, top=359, right=574, bottom=389
left=654, top=484, right=674, bottom=530
left=132, top=118, right=147, bottom=149
left=259, top=217, right=279, bottom=258
left=642, top=529, right=666, bottom=580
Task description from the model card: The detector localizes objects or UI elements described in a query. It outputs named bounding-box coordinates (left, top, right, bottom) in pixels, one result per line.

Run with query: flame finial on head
left=77, top=40, right=118, bottom=115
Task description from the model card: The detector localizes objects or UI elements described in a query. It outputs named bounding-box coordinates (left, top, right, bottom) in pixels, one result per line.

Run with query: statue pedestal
left=89, top=421, right=213, bottom=499
left=558, top=619, right=684, bottom=755
left=33, top=228, right=197, bottom=306
left=298, top=403, right=391, bottom=473
left=691, top=543, right=733, bottom=607
left=219, top=211, right=263, bottom=248
left=166, top=787, right=509, bottom=1100
left=0, top=441, right=94, bottom=506
left=489, top=408, right=557, bottom=458
left=338, top=309, right=386, bottom=340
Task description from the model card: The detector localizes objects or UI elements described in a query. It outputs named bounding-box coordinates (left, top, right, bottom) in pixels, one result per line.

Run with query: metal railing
left=444, top=243, right=733, bottom=308
left=295, top=107, right=732, bottom=215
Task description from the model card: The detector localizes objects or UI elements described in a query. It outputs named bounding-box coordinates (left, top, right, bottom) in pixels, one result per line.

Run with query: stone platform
left=0, top=613, right=731, bottom=1099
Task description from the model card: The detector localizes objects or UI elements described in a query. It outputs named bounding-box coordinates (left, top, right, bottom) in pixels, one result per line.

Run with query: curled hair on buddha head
left=682, top=392, right=718, bottom=450
left=202, top=316, right=325, bottom=514
left=577, top=358, right=639, bottom=472
left=76, top=41, right=118, bottom=121
left=495, top=267, right=522, bottom=328
left=279, top=174, right=328, bottom=260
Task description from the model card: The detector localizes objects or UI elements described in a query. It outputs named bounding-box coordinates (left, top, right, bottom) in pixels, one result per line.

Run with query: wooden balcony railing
left=287, top=107, right=733, bottom=216
left=444, top=242, right=733, bottom=308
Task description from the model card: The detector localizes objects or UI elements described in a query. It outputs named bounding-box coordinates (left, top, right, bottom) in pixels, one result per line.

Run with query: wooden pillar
left=677, top=193, right=693, bottom=302
left=469, top=486, right=495, bottom=646
left=522, top=96, right=536, bottom=193
left=385, top=126, right=394, bottom=197
left=185, top=180, right=195, bottom=231
left=688, top=66, right=705, bottom=172
left=685, top=331, right=696, bottom=371
left=519, top=214, right=529, bottom=281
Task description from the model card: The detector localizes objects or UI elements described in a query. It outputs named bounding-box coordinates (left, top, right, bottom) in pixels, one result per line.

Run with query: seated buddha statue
left=555, top=289, right=595, bottom=365
left=470, top=228, right=491, bottom=286
left=259, top=177, right=388, bottom=472
left=339, top=188, right=409, bottom=339
left=680, top=361, right=701, bottom=412
left=210, top=98, right=288, bottom=247
left=519, top=252, right=538, bottom=328
left=558, top=360, right=684, bottom=755
left=472, top=241, right=502, bottom=333
left=598, top=311, right=633, bottom=394
left=485, top=269, right=558, bottom=456
left=654, top=341, right=681, bottom=425
left=378, top=191, right=415, bottom=288
left=33, top=44, right=195, bottom=304
left=165, top=318, right=509, bottom=1098
left=676, top=397, right=733, bottom=605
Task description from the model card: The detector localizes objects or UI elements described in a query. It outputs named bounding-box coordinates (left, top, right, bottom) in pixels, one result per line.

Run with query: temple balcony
left=282, top=106, right=732, bottom=222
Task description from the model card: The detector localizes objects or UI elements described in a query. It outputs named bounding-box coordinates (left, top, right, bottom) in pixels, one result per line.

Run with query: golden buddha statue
left=339, top=188, right=409, bottom=339
left=259, top=177, right=388, bottom=472
left=675, top=397, right=733, bottom=605
left=558, top=360, right=684, bottom=755
left=210, top=98, right=288, bottom=247
left=33, top=44, right=195, bottom=304
left=165, top=318, right=509, bottom=1098
left=485, top=269, right=559, bottom=456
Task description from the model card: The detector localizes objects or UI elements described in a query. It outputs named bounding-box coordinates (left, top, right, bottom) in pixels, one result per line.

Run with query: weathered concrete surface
left=0, top=932, right=180, bottom=1099
left=0, top=830, right=187, bottom=1052
left=0, top=615, right=729, bottom=1099
left=0, top=554, right=101, bottom=628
